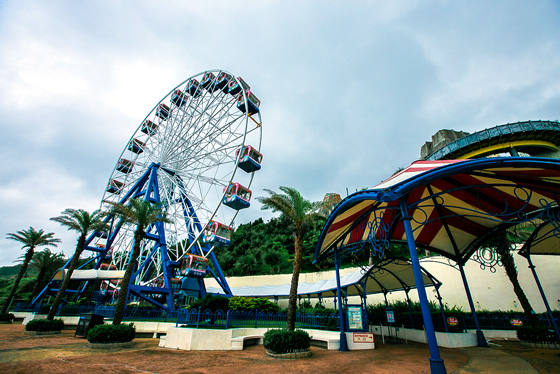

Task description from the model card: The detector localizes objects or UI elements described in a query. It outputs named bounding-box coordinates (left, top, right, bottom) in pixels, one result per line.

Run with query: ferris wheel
left=87, top=70, right=262, bottom=306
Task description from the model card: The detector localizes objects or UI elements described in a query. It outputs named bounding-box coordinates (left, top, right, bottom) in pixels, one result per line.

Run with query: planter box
left=25, top=330, right=62, bottom=336
left=88, top=341, right=134, bottom=349
left=265, top=349, right=312, bottom=359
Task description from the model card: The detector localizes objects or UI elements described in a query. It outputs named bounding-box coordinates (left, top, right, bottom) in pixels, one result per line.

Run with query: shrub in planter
left=86, top=323, right=135, bottom=343
left=0, top=313, right=15, bottom=322
left=263, top=329, right=311, bottom=354
left=25, top=318, right=64, bottom=332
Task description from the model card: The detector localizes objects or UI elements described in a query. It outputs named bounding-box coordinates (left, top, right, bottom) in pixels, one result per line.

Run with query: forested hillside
left=213, top=215, right=327, bottom=276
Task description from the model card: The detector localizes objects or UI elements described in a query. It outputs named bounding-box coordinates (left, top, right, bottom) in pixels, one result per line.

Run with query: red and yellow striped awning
left=315, top=158, right=560, bottom=264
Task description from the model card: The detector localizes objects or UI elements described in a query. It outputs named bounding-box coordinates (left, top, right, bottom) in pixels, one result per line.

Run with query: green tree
left=2, top=227, right=60, bottom=314
left=28, top=249, right=65, bottom=302
left=47, top=209, right=108, bottom=320
left=256, top=187, right=324, bottom=331
left=107, top=198, right=171, bottom=325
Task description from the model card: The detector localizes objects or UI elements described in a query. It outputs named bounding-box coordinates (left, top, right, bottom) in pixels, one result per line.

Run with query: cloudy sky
left=0, top=0, right=559, bottom=266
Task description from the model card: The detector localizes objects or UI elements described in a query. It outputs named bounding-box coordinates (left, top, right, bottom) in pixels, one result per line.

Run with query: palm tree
left=47, top=209, right=108, bottom=320
left=107, top=198, right=171, bottom=325
left=256, top=187, right=324, bottom=331
left=2, top=227, right=60, bottom=314
left=486, top=223, right=539, bottom=325
left=28, top=249, right=65, bottom=302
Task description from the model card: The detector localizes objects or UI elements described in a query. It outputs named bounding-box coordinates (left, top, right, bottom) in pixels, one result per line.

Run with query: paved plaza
left=0, top=324, right=558, bottom=373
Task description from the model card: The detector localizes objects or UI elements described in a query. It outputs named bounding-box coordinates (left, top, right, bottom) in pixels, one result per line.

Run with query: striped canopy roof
left=519, top=221, right=560, bottom=256
left=314, top=157, right=560, bottom=264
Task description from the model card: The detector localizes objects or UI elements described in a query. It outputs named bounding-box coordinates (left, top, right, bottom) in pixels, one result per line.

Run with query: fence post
left=226, top=310, right=230, bottom=329
left=254, top=309, right=258, bottom=329
left=196, top=307, right=201, bottom=329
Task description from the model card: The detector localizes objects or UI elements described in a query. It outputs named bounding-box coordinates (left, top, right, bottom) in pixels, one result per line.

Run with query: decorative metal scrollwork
left=366, top=210, right=391, bottom=260
left=471, top=247, right=502, bottom=273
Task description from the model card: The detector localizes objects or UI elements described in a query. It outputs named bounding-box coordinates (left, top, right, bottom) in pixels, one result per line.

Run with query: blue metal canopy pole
left=455, top=259, right=487, bottom=347
left=334, top=248, right=349, bottom=351
left=524, top=255, right=560, bottom=343
left=399, top=197, right=446, bottom=374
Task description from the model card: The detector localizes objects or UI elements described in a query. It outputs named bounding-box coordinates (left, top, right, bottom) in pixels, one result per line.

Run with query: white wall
left=206, top=253, right=560, bottom=313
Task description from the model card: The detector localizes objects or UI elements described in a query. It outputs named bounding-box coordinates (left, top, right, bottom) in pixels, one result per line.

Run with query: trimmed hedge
left=187, top=294, right=229, bottom=312
left=517, top=326, right=558, bottom=344
left=86, top=323, right=135, bottom=343
left=25, top=318, right=64, bottom=332
left=263, top=329, right=311, bottom=354
left=229, top=296, right=280, bottom=313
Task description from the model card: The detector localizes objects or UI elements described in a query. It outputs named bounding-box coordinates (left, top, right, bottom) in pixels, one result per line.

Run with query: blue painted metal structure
left=314, top=157, right=560, bottom=374
left=33, top=162, right=233, bottom=309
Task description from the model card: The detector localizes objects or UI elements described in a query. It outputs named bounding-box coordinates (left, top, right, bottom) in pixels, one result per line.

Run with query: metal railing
left=13, top=302, right=340, bottom=330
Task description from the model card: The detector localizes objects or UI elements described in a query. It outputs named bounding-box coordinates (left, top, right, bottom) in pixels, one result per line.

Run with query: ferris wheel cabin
left=237, top=90, right=260, bottom=115
left=216, top=72, right=233, bottom=93
left=236, top=145, right=262, bottom=173
left=116, top=158, right=134, bottom=174
left=202, top=221, right=233, bottom=247
left=106, top=179, right=124, bottom=193
left=156, top=103, right=170, bottom=120
left=186, top=79, right=202, bottom=98
left=201, top=72, right=218, bottom=92
left=171, top=89, right=188, bottom=107
left=141, top=120, right=158, bottom=135
left=128, top=138, right=146, bottom=154
left=228, top=77, right=249, bottom=96
left=223, top=183, right=252, bottom=210
left=181, top=254, right=209, bottom=278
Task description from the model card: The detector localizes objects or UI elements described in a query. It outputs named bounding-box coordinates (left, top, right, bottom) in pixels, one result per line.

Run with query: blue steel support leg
left=334, top=249, right=349, bottom=351
left=435, top=286, right=448, bottom=333
left=399, top=198, right=446, bottom=374
left=526, top=255, right=560, bottom=343
left=457, top=261, right=487, bottom=347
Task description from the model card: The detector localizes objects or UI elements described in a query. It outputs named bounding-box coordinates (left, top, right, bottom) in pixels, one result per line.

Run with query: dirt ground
left=0, top=323, right=556, bottom=374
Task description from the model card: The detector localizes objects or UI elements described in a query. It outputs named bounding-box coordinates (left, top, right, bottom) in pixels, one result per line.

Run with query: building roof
left=209, top=258, right=440, bottom=299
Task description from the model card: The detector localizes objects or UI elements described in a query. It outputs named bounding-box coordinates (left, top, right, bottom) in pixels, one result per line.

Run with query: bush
left=263, top=329, right=311, bottom=354
left=517, top=326, right=558, bottom=344
left=86, top=323, right=135, bottom=343
left=0, top=313, right=14, bottom=322
left=229, top=297, right=280, bottom=313
left=188, top=294, right=229, bottom=312
left=25, top=318, right=64, bottom=332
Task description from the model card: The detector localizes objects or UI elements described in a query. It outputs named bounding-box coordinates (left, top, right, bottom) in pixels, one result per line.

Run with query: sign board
left=447, top=317, right=459, bottom=326
left=386, top=308, right=395, bottom=324
left=347, top=305, right=364, bottom=330
left=510, top=319, right=523, bottom=326
left=353, top=332, right=374, bottom=343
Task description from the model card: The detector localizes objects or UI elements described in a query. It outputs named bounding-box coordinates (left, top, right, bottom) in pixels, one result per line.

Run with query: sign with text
left=386, top=308, right=395, bottom=324
left=447, top=317, right=459, bottom=326
left=510, top=319, right=523, bottom=326
left=347, top=305, right=364, bottom=330
left=353, top=332, right=374, bottom=343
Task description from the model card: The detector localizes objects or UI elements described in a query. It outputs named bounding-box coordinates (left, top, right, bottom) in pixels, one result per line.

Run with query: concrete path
left=454, top=347, right=538, bottom=374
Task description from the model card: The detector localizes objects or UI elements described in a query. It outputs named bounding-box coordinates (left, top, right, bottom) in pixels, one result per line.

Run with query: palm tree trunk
left=47, top=236, right=86, bottom=320
left=29, top=268, right=47, bottom=303
left=494, top=232, right=538, bottom=325
left=113, top=230, right=143, bottom=325
left=2, top=249, right=34, bottom=314
left=286, top=235, right=304, bottom=331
